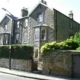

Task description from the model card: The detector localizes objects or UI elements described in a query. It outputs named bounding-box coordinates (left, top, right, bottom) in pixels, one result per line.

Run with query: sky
left=0, top=0, right=80, bottom=23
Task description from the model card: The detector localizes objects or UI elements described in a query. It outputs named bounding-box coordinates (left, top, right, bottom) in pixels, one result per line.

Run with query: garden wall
left=42, top=50, right=80, bottom=78
left=0, top=58, right=32, bottom=71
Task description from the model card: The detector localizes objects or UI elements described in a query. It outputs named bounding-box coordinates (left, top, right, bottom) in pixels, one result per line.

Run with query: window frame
left=34, top=28, right=40, bottom=41
left=25, top=19, right=28, bottom=27
left=41, top=27, right=46, bottom=40
left=4, top=24, right=8, bottom=32
left=16, top=33, right=20, bottom=43
left=17, top=21, right=20, bottom=28
left=23, top=32, right=28, bottom=43
left=38, top=12, right=44, bottom=23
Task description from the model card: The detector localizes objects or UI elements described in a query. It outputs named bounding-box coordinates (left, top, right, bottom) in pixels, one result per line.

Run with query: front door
left=72, top=55, right=80, bottom=78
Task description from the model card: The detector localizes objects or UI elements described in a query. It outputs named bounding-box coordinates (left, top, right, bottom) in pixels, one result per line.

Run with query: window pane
left=16, top=34, right=19, bottom=43
left=38, top=13, right=43, bottom=23
left=35, top=28, right=39, bottom=41
left=4, top=25, right=8, bottom=31
left=25, top=19, right=28, bottom=27
left=24, top=32, right=28, bottom=42
left=17, top=21, right=20, bottom=28
left=41, top=28, right=46, bottom=40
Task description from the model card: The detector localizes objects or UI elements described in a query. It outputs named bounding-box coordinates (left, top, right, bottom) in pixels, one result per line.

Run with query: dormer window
left=4, top=24, right=8, bottom=32
left=38, top=13, right=44, bottom=23
left=17, top=21, right=20, bottom=28
left=24, top=32, right=28, bottom=43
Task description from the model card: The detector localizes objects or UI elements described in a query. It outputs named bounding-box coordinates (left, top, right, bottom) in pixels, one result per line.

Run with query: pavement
left=0, top=67, right=79, bottom=80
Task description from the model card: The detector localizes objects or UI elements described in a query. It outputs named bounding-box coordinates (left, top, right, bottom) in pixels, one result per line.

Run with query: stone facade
left=54, top=9, right=80, bottom=42
left=42, top=50, right=80, bottom=78
left=0, top=58, right=33, bottom=71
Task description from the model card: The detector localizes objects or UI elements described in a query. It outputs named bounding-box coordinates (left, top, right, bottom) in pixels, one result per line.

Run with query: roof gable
left=0, top=14, right=18, bottom=26
left=29, top=2, right=48, bottom=16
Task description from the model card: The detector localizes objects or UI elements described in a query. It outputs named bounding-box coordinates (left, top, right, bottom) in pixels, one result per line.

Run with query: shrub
left=65, top=38, right=79, bottom=50
left=0, top=46, right=9, bottom=58
left=41, top=35, right=79, bottom=56
left=76, top=47, right=80, bottom=50
left=11, top=45, right=33, bottom=59
left=0, top=45, right=33, bottom=59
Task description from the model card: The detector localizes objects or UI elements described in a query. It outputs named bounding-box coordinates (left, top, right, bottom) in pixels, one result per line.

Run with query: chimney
left=21, top=7, right=28, bottom=17
left=41, top=0, right=47, bottom=5
left=69, top=11, right=73, bottom=19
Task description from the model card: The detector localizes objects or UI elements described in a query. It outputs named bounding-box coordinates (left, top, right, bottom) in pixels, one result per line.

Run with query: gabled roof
left=0, top=14, right=18, bottom=26
left=29, top=2, right=48, bottom=16
left=6, top=14, right=18, bottom=20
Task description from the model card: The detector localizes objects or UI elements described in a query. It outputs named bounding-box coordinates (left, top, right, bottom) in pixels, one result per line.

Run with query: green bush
left=11, top=45, right=33, bottom=59
left=76, top=47, right=80, bottom=50
left=41, top=35, right=79, bottom=56
left=65, top=38, right=79, bottom=50
left=0, top=46, right=9, bottom=58
left=0, top=45, right=33, bottom=59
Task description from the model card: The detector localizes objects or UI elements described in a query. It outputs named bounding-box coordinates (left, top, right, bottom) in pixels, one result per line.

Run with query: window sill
left=41, top=39, right=46, bottom=41
left=23, top=41, right=28, bottom=44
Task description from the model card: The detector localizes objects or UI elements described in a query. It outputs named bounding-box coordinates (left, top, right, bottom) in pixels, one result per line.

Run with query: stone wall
left=42, top=50, right=80, bottom=78
left=0, top=58, right=32, bottom=72
left=0, top=58, right=9, bottom=68
left=11, top=59, right=32, bottom=71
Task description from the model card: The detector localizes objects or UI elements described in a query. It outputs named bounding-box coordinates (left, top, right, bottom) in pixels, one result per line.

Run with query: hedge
left=0, top=45, right=33, bottom=59
left=41, top=36, right=79, bottom=56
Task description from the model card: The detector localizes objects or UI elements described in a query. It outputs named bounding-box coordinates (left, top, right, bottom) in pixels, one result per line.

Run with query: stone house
left=28, top=1, right=80, bottom=60
left=0, top=14, right=17, bottom=45
left=0, top=8, right=28, bottom=45
left=0, top=1, right=80, bottom=61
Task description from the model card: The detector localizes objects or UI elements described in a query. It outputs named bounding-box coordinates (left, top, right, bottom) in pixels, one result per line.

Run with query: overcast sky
left=0, top=0, right=80, bottom=23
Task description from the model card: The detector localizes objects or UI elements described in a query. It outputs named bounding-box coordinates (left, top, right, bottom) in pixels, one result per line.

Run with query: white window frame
left=41, top=27, right=46, bottom=40
left=4, top=24, right=8, bottom=32
left=25, top=19, right=28, bottom=27
left=17, top=21, right=20, bottom=28
left=24, top=32, right=28, bottom=43
left=34, top=28, right=40, bottom=41
left=4, top=34, right=8, bottom=44
left=38, top=13, right=44, bottom=23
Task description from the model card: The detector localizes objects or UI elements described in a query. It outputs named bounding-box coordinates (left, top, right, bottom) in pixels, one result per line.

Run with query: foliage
left=11, top=45, right=33, bottom=59
left=0, top=46, right=9, bottom=58
left=41, top=32, right=80, bottom=56
left=76, top=47, right=80, bottom=50
left=0, top=45, right=33, bottom=59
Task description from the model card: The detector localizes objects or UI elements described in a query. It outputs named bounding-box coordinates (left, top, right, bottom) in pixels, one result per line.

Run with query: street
left=0, top=72, right=37, bottom=80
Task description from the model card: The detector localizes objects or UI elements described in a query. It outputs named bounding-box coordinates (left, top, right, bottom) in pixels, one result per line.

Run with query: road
left=0, top=72, right=37, bottom=80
